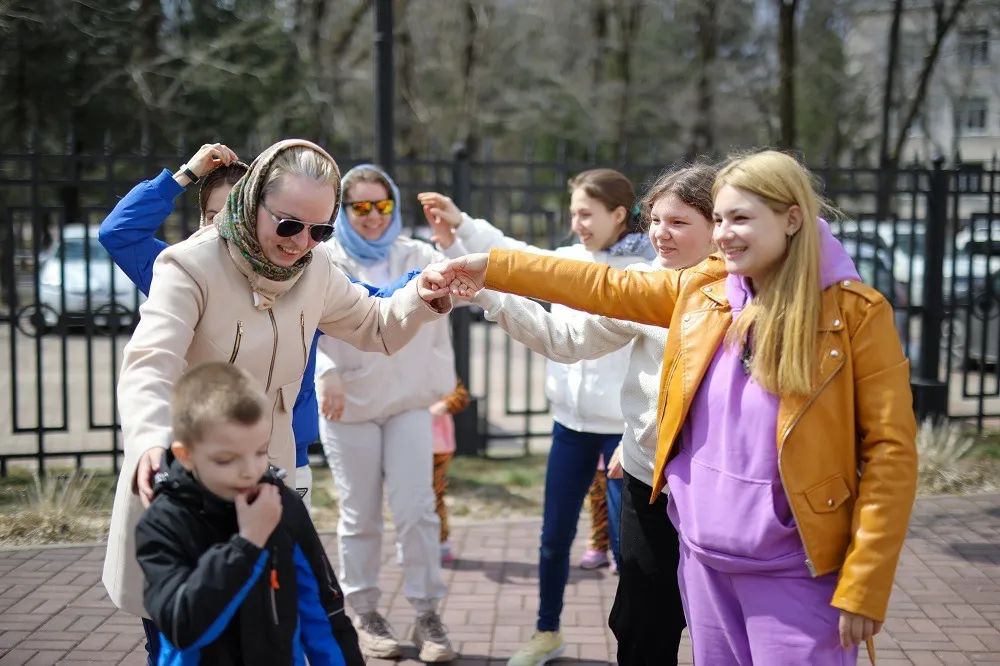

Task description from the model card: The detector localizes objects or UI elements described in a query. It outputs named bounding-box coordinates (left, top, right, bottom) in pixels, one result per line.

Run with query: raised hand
left=416, top=192, right=463, bottom=229
left=442, top=253, right=488, bottom=298
left=423, top=203, right=457, bottom=249
left=236, top=484, right=283, bottom=549
left=186, top=143, right=239, bottom=179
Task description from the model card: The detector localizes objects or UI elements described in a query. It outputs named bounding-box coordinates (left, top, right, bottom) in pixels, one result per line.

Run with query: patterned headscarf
left=213, top=139, right=341, bottom=283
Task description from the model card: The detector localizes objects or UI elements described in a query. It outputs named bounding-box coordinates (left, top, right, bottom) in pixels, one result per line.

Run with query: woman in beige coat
left=101, top=139, right=453, bottom=664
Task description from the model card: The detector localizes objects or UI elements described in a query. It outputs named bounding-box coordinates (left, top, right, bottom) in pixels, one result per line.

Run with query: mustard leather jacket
left=484, top=249, right=918, bottom=623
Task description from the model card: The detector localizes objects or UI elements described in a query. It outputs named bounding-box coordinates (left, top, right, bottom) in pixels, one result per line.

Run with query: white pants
left=295, top=464, right=313, bottom=508
left=319, top=408, right=446, bottom=615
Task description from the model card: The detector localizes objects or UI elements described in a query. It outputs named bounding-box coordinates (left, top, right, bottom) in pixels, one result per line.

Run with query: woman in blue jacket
left=98, top=142, right=419, bottom=508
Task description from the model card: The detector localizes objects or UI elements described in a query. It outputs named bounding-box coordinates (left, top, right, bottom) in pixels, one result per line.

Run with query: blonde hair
left=343, top=167, right=394, bottom=202
left=171, top=362, right=267, bottom=447
left=260, top=146, right=341, bottom=207
left=716, top=150, right=822, bottom=396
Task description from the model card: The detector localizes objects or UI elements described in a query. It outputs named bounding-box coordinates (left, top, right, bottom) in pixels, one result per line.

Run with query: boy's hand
left=236, top=484, right=283, bottom=548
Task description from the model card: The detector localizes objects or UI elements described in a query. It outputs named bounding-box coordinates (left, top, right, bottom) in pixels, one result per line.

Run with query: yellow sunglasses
left=346, top=199, right=395, bottom=216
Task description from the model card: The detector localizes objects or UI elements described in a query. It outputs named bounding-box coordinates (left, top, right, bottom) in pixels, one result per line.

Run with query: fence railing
left=1, top=146, right=999, bottom=475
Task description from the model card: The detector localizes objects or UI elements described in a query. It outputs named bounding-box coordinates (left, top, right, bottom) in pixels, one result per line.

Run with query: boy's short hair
left=172, top=362, right=266, bottom=447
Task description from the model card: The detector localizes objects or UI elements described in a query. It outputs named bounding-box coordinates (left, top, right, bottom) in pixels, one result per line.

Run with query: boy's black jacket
left=134, top=455, right=364, bottom=666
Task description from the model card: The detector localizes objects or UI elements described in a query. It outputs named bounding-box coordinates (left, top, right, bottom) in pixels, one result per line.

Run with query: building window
left=958, top=29, right=990, bottom=66
left=956, top=97, right=989, bottom=133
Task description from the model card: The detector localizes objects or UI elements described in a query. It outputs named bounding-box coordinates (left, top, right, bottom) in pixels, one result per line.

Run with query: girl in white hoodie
left=418, top=169, right=655, bottom=666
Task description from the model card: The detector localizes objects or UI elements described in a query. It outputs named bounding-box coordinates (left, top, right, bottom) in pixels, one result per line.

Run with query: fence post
left=450, top=144, right=484, bottom=456
left=912, top=156, right=949, bottom=421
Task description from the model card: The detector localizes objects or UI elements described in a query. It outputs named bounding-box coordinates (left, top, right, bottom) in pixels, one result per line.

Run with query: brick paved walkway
left=1, top=494, right=999, bottom=665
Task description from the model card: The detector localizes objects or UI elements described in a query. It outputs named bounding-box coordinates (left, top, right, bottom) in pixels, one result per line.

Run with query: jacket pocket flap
left=804, top=474, right=852, bottom=513
left=280, top=379, right=302, bottom=413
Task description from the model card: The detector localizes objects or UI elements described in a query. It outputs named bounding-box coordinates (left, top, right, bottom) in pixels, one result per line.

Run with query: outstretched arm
left=447, top=249, right=687, bottom=329
left=474, top=290, right=639, bottom=363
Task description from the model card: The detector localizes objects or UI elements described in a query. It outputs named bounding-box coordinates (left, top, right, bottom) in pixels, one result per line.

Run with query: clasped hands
left=417, top=253, right=490, bottom=305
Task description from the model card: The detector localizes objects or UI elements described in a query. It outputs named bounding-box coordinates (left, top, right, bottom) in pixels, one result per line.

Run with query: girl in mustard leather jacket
left=439, top=150, right=918, bottom=666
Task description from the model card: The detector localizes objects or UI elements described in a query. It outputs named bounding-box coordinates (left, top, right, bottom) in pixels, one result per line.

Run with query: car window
left=61, top=236, right=111, bottom=261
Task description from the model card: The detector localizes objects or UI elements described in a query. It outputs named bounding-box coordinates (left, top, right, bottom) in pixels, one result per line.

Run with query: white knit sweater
left=473, top=262, right=668, bottom=492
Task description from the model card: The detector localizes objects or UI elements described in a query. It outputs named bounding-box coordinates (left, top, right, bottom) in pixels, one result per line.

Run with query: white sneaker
left=412, top=611, right=457, bottom=662
left=356, top=611, right=401, bottom=659
left=507, top=631, right=565, bottom=666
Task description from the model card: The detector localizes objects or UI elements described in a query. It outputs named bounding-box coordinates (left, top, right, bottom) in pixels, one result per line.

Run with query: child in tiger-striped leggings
left=431, top=378, right=471, bottom=564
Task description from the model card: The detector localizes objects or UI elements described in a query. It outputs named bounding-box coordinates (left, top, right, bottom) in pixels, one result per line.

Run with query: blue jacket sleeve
left=98, top=169, right=183, bottom=296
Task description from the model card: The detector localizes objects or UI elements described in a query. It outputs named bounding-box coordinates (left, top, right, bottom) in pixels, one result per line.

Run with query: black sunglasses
left=263, top=207, right=335, bottom=243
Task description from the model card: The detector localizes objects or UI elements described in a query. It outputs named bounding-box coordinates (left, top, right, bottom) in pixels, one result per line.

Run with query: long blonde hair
left=716, top=150, right=822, bottom=396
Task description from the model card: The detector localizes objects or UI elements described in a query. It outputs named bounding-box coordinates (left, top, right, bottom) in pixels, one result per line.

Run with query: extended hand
left=838, top=610, right=882, bottom=649
left=442, top=253, right=488, bottom=298
left=416, top=192, right=463, bottom=228
left=417, top=263, right=455, bottom=313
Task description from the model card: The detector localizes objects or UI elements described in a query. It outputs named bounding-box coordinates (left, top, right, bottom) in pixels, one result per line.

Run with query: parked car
left=33, top=224, right=145, bottom=333
left=837, top=232, right=914, bottom=355
left=958, top=268, right=1000, bottom=367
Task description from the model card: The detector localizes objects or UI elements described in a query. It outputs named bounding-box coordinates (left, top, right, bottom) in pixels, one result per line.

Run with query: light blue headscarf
left=333, top=163, right=403, bottom=264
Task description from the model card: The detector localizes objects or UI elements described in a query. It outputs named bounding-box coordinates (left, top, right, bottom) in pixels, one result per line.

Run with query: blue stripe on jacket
left=98, top=170, right=422, bottom=468
left=154, top=550, right=270, bottom=666
left=293, top=544, right=347, bottom=666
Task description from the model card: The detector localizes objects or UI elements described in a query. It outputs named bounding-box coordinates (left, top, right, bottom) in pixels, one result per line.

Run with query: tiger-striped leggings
left=587, top=469, right=610, bottom=552
left=433, top=452, right=453, bottom=542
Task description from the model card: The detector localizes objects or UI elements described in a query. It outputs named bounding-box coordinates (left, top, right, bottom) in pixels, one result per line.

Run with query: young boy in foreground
left=135, top=361, right=364, bottom=666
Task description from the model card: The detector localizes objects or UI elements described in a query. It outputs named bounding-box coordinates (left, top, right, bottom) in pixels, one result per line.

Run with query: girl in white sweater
left=419, top=169, right=661, bottom=666
left=436, top=164, right=718, bottom=666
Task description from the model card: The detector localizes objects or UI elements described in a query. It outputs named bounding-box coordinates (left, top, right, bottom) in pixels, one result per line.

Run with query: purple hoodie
left=665, top=219, right=861, bottom=576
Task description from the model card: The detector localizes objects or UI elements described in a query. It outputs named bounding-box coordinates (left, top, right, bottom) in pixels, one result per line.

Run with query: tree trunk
left=396, top=0, right=421, bottom=158
left=131, top=0, right=161, bottom=147
left=613, top=0, right=642, bottom=150
left=591, top=0, right=609, bottom=119
left=876, top=0, right=904, bottom=217
left=457, top=0, right=489, bottom=156
left=879, top=0, right=903, bottom=169
left=689, top=0, right=718, bottom=158
left=890, top=0, right=971, bottom=162
left=777, top=0, right=799, bottom=151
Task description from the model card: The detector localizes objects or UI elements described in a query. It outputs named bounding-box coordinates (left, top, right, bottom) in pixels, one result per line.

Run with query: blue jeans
left=142, top=619, right=160, bottom=665
left=537, top=422, right=623, bottom=632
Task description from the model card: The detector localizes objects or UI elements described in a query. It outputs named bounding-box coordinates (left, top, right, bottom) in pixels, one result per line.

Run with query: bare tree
left=878, top=0, right=904, bottom=170
left=689, top=0, right=718, bottom=158
left=776, top=0, right=800, bottom=150
left=612, top=0, right=642, bottom=149
left=889, top=0, right=970, bottom=163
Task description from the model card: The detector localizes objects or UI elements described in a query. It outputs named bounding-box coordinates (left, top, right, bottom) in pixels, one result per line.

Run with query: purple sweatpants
left=678, top=542, right=859, bottom=666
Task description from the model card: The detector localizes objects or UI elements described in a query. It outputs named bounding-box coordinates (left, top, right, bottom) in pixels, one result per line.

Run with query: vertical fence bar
left=450, top=144, right=482, bottom=455
left=912, top=157, right=949, bottom=421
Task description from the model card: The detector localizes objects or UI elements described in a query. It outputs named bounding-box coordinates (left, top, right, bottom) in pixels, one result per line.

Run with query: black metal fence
left=1, top=144, right=999, bottom=475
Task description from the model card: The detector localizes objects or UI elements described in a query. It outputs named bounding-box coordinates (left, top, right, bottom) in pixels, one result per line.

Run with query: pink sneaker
left=609, top=555, right=618, bottom=576
left=579, top=549, right=610, bottom=570
left=441, top=541, right=456, bottom=565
